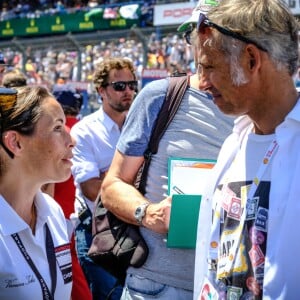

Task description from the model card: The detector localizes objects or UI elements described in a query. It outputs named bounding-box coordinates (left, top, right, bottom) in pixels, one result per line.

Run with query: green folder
left=167, top=194, right=202, bottom=248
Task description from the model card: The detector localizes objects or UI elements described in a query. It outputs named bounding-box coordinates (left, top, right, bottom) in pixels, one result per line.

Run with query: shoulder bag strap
left=137, top=75, right=189, bottom=195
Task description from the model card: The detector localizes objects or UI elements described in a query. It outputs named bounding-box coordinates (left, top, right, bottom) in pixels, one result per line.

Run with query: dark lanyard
left=11, top=223, right=57, bottom=300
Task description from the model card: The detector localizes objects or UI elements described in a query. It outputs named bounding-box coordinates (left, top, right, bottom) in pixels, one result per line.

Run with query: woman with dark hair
left=0, top=86, right=75, bottom=299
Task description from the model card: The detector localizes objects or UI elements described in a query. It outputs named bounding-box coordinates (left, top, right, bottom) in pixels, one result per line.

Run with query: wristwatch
left=134, top=203, right=150, bottom=225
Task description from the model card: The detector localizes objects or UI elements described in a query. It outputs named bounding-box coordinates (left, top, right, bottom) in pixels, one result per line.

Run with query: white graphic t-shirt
left=207, top=132, right=275, bottom=300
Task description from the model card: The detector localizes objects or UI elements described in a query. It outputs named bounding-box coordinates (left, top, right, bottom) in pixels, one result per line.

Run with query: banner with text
left=153, top=0, right=300, bottom=27
left=0, top=5, right=141, bottom=39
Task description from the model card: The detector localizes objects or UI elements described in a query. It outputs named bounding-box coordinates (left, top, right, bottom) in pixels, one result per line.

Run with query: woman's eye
left=54, top=125, right=63, bottom=132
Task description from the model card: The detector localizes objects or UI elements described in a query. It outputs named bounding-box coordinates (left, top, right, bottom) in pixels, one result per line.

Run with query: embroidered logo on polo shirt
left=4, top=275, right=35, bottom=288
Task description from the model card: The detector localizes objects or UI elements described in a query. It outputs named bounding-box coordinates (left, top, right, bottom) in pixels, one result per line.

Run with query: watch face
left=135, top=203, right=148, bottom=224
left=135, top=207, right=143, bottom=221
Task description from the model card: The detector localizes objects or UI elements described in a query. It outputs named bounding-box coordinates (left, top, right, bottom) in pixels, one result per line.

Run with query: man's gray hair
left=207, top=0, right=300, bottom=76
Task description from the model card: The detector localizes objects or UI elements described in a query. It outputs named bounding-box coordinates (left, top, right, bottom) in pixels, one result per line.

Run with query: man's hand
left=142, top=196, right=172, bottom=234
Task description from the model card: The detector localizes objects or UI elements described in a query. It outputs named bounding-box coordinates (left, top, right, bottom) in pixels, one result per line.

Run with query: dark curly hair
left=93, top=57, right=136, bottom=89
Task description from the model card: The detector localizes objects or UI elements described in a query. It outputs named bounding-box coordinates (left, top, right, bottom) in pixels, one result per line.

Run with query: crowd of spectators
left=0, top=0, right=191, bottom=21
left=0, top=30, right=195, bottom=110
left=0, top=0, right=143, bottom=21
left=0, top=0, right=197, bottom=112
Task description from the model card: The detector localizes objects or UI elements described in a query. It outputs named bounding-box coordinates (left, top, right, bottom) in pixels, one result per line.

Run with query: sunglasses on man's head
left=106, top=81, right=138, bottom=92
left=197, top=13, right=267, bottom=52
left=183, top=24, right=195, bottom=46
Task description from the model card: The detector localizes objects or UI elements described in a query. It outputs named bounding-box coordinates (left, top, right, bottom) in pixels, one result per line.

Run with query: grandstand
left=0, top=1, right=198, bottom=113
left=0, top=1, right=195, bottom=84
left=0, top=0, right=298, bottom=113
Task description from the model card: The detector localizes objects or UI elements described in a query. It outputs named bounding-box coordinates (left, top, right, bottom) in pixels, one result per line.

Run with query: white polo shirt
left=71, top=106, right=122, bottom=217
left=0, top=191, right=72, bottom=300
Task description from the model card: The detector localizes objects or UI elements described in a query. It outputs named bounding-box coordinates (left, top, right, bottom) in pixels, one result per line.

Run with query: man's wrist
left=134, top=202, right=150, bottom=225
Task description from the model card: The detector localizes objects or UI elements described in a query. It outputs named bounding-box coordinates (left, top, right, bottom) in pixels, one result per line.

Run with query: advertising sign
left=154, top=2, right=195, bottom=26
left=153, top=0, right=300, bottom=28
left=0, top=5, right=141, bottom=39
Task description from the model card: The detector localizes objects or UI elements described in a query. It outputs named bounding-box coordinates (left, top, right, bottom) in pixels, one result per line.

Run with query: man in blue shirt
left=100, top=1, right=233, bottom=299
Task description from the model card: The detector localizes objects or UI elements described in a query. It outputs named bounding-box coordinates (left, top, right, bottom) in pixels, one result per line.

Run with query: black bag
left=87, top=195, right=148, bottom=283
left=87, top=74, right=189, bottom=283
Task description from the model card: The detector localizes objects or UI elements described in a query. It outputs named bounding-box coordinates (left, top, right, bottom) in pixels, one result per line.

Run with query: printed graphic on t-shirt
left=55, top=244, right=72, bottom=284
left=215, top=180, right=270, bottom=300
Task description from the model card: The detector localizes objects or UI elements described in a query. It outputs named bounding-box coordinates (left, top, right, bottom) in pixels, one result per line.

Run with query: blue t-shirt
left=118, top=77, right=234, bottom=291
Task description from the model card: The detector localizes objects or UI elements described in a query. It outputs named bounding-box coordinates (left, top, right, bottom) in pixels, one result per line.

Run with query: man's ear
left=245, top=44, right=262, bottom=72
left=97, top=86, right=105, bottom=100
left=2, top=131, right=22, bottom=157
left=250, top=57, right=256, bottom=69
